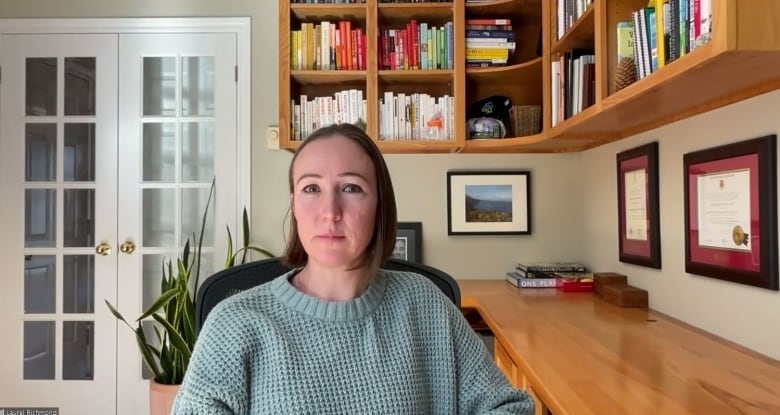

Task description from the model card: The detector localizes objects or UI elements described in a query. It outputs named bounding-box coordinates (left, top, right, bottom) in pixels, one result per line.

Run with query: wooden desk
left=459, top=280, right=780, bottom=415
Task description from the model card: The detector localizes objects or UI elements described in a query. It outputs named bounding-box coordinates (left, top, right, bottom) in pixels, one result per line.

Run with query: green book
left=617, top=21, right=635, bottom=62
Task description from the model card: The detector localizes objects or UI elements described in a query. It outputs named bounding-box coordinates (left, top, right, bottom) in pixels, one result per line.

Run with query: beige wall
left=582, top=90, right=780, bottom=361
left=3, top=0, right=777, bottom=360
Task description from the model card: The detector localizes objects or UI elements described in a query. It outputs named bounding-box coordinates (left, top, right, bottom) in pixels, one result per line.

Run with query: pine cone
left=614, top=57, right=637, bottom=92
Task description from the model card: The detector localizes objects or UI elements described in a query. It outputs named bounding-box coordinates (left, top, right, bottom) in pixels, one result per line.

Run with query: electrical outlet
left=266, top=126, right=280, bottom=149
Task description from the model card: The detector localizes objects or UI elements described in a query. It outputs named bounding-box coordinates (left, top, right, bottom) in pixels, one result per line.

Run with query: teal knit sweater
left=172, top=269, right=534, bottom=414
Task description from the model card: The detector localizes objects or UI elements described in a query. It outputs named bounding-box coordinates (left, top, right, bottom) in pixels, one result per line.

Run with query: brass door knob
left=95, top=242, right=111, bottom=256
left=120, top=241, right=136, bottom=255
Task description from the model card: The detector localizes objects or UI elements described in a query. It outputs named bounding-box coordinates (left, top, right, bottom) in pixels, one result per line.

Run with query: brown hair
left=283, top=123, right=397, bottom=269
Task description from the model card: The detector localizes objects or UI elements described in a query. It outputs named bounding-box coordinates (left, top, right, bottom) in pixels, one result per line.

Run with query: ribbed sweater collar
left=270, top=269, right=388, bottom=322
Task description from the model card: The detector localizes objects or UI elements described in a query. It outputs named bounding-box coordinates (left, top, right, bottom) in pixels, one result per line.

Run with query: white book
left=551, top=61, right=560, bottom=126
left=320, top=21, right=330, bottom=70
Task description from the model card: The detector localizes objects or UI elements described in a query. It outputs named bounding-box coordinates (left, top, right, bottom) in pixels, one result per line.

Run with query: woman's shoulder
left=201, top=271, right=292, bottom=327
left=380, top=268, right=455, bottom=306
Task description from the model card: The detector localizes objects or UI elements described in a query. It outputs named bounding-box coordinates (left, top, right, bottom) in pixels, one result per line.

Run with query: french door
left=0, top=28, right=241, bottom=415
left=0, top=33, right=120, bottom=413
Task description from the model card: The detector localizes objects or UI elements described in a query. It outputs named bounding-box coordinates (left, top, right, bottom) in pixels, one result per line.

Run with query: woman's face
left=291, top=135, right=378, bottom=270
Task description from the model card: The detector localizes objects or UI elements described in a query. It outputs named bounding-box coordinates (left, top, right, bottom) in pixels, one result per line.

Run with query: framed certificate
left=683, top=134, right=778, bottom=290
left=616, top=142, right=661, bottom=268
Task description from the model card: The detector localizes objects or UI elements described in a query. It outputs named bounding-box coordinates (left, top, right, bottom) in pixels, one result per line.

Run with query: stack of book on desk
left=505, top=261, right=590, bottom=290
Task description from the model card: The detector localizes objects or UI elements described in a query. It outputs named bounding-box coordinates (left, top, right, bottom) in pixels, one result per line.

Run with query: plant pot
left=150, top=379, right=180, bottom=415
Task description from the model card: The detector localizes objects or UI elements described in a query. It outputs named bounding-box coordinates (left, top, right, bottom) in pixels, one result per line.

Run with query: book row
left=289, top=90, right=455, bottom=142
left=621, top=0, right=712, bottom=80
left=551, top=51, right=595, bottom=126
left=378, top=93, right=454, bottom=141
left=290, top=89, right=366, bottom=141
left=379, top=22, right=454, bottom=70
left=556, top=0, right=595, bottom=40
left=291, top=22, right=366, bottom=71
left=465, top=24, right=515, bottom=67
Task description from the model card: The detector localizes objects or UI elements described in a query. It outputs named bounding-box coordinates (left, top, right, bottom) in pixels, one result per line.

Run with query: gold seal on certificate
left=732, top=225, right=749, bottom=246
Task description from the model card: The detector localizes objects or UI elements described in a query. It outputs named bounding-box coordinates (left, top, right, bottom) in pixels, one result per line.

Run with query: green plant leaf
left=193, top=178, right=215, bottom=292
left=104, top=300, right=133, bottom=329
left=184, top=237, right=192, bottom=269
left=233, top=246, right=275, bottom=261
left=152, top=313, right=192, bottom=362
left=135, top=326, right=162, bottom=380
left=136, top=288, right=182, bottom=322
left=225, top=226, right=235, bottom=268
left=241, top=207, right=250, bottom=264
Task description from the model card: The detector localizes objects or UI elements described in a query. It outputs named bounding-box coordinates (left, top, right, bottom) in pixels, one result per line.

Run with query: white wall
left=581, top=89, right=780, bottom=361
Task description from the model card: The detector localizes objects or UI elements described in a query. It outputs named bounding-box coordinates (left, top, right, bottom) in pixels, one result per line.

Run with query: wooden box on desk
left=602, top=284, right=648, bottom=308
left=593, top=272, right=627, bottom=297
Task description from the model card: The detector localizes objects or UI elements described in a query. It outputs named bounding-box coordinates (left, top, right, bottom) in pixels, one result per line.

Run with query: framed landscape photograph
left=446, top=170, right=531, bottom=235
left=616, top=142, right=661, bottom=268
left=683, top=134, right=778, bottom=290
left=393, top=222, right=422, bottom=263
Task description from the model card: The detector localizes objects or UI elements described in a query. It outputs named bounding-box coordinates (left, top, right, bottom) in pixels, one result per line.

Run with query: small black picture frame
left=394, top=222, right=422, bottom=263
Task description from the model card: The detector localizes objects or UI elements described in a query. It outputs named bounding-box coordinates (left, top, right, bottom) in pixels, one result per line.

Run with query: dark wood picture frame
left=446, top=170, right=531, bottom=235
left=394, top=222, right=422, bottom=263
left=616, top=142, right=661, bottom=268
left=683, top=134, right=778, bottom=290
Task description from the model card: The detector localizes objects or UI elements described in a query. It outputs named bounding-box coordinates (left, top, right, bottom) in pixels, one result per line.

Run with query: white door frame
left=0, top=17, right=252, bottom=222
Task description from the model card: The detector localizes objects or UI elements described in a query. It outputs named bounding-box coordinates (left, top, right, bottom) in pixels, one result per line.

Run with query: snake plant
left=105, top=179, right=273, bottom=385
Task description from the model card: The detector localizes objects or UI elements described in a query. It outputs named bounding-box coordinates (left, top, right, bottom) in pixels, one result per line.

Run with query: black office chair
left=195, top=257, right=460, bottom=334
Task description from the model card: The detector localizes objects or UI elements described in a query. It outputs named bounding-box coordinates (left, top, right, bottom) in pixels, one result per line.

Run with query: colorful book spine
left=506, top=272, right=557, bottom=288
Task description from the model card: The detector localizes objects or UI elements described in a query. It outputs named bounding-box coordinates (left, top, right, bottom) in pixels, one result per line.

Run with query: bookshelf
left=279, top=0, right=780, bottom=154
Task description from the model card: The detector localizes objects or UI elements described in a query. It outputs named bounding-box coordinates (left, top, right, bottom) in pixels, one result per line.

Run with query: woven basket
left=509, top=105, right=541, bottom=137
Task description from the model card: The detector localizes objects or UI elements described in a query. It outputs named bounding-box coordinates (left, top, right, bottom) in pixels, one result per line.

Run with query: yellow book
left=648, top=0, right=667, bottom=68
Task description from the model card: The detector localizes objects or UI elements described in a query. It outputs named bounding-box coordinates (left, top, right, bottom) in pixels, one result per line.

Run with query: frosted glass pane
left=64, top=189, right=94, bottom=248
left=143, top=57, right=176, bottom=116
left=24, top=255, right=56, bottom=314
left=25, top=189, right=56, bottom=248
left=24, top=321, right=55, bottom=380
left=181, top=56, right=215, bottom=116
left=181, top=188, right=214, bottom=247
left=26, top=58, right=56, bottom=116
left=63, top=255, right=94, bottom=314
left=143, top=123, right=176, bottom=182
left=143, top=188, right=175, bottom=247
left=64, top=123, right=96, bottom=182
left=26, top=124, right=57, bottom=182
left=62, top=321, right=94, bottom=380
left=181, top=122, right=214, bottom=182
left=65, top=57, right=96, bottom=116
left=142, top=254, right=164, bottom=311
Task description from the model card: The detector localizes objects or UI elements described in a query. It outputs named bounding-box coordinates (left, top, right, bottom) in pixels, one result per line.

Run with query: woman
left=172, top=123, right=534, bottom=414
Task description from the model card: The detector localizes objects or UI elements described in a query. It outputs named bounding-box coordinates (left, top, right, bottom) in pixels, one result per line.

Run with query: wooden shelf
left=290, top=4, right=366, bottom=20
left=465, top=0, right=541, bottom=22
left=281, top=0, right=780, bottom=154
left=291, top=70, right=367, bottom=85
left=551, top=2, right=595, bottom=55
left=548, top=44, right=780, bottom=150
left=379, top=69, right=454, bottom=84
left=466, top=57, right=541, bottom=83
left=377, top=140, right=459, bottom=154
left=378, top=3, right=454, bottom=21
